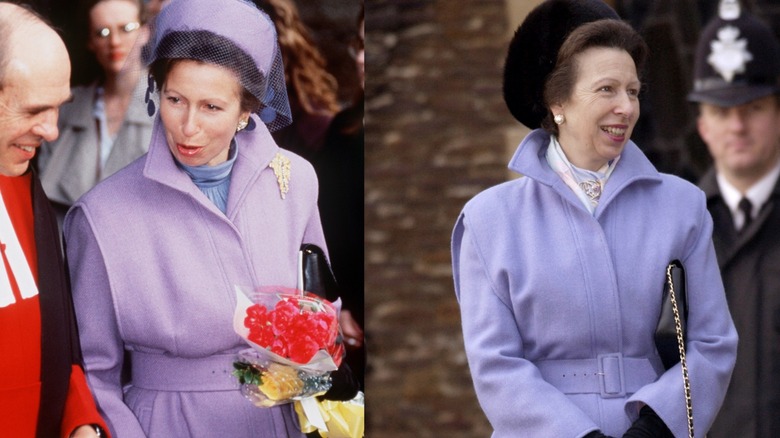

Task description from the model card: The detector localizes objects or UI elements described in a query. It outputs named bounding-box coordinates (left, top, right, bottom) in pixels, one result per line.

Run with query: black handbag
left=654, top=259, right=694, bottom=438
left=298, top=243, right=359, bottom=400
left=300, top=243, right=340, bottom=302
left=655, top=260, right=688, bottom=369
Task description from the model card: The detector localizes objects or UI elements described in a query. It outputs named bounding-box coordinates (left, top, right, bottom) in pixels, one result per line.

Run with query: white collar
left=716, top=160, right=780, bottom=229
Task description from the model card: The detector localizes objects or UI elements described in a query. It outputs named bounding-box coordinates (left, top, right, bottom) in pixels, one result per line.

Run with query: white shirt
left=716, top=160, right=780, bottom=230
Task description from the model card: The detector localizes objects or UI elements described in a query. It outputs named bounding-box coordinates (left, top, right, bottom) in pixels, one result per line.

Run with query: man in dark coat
left=688, top=1, right=780, bottom=436
left=0, top=3, right=107, bottom=436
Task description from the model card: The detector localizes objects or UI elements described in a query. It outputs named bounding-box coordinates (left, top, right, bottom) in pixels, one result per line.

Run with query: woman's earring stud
left=554, top=114, right=565, bottom=125
left=237, top=119, right=249, bottom=132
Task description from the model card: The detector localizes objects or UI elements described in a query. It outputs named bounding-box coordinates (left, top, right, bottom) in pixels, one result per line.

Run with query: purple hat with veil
left=145, top=0, right=291, bottom=131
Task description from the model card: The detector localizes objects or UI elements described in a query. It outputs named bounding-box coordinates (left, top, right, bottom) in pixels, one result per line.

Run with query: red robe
left=0, top=172, right=108, bottom=437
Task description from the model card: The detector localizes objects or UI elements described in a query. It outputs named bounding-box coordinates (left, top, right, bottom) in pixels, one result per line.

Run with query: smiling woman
left=551, top=46, right=640, bottom=171
left=452, top=1, right=738, bottom=437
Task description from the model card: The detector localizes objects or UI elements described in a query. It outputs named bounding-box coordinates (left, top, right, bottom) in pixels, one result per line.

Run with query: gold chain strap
left=667, top=264, right=694, bottom=438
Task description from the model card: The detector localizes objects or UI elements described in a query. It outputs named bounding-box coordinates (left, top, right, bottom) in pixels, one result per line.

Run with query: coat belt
left=535, top=353, right=658, bottom=398
left=130, top=351, right=240, bottom=391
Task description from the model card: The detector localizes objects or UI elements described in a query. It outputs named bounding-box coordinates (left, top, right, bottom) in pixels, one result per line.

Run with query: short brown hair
left=542, top=19, right=648, bottom=135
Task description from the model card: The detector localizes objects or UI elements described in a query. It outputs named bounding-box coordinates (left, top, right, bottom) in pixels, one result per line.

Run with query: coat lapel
left=594, top=141, right=662, bottom=216
left=226, top=116, right=280, bottom=218
left=700, top=168, right=780, bottom=269
left=30, top=169, right=72, bottom=437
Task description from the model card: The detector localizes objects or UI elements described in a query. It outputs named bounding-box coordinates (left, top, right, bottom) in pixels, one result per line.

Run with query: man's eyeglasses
left=94, top=22, right=141, bottom=39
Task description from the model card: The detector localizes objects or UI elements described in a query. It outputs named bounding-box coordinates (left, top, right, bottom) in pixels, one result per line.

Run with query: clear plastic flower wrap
left=232, top=285, right=344, bottom=407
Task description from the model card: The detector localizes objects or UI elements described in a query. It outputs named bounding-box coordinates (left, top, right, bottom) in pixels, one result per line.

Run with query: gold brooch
left=269, top=152, right=291, bottom=199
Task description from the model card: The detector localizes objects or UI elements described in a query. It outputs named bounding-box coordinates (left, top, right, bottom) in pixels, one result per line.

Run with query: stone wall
left=365, top=1, right=526, bottom=436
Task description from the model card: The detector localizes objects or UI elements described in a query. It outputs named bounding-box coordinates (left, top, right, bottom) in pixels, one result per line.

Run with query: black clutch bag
left=298, top=243, right=359, bottom=400
left=299, top=243, right=340, bottom=302
left=655, top=259, right=688, bottom=369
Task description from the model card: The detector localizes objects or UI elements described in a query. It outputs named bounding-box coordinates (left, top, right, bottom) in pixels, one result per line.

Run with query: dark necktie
left=739, top=197, right=753, bottom=231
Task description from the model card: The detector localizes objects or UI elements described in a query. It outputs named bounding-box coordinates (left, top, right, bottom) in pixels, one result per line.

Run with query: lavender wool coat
left=452, top=129, right=738, bottom=438
left=64, top=114, right=324, bottom=437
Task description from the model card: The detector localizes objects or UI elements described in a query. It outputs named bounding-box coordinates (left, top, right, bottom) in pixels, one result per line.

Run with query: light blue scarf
left=176, top=140, right=238, bottom=213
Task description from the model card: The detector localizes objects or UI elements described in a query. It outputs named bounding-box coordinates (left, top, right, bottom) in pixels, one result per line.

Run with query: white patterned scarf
left=545, top=136, right=620, bottom=215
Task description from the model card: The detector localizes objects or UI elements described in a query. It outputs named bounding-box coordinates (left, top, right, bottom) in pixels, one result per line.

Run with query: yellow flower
left=259, top=363, right=304, bottom=400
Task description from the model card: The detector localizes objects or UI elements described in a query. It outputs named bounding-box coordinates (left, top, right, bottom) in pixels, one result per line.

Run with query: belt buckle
left=597, top=352, right=626, bottom=398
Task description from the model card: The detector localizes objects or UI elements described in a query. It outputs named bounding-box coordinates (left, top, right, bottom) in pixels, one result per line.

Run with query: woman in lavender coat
left=64, top=0, right=324, bottom=435
left=452, top=2, right=737, bottom=437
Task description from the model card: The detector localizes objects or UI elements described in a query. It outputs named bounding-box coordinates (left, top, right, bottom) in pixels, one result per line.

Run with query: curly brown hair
left=253, top=0, right=340, bottom=116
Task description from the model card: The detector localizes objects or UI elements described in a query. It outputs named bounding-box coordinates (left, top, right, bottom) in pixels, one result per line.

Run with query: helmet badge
left=708, top=25, right=752, bottom=82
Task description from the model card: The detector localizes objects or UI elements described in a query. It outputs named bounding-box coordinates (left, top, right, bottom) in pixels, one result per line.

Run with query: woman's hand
left=339, top=309, right=364, bottom=349
left=70, top=425, right=100, bottom=438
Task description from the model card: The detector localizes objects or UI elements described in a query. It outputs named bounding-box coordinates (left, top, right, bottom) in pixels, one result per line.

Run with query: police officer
left=689, top=1, right=780, bottom=436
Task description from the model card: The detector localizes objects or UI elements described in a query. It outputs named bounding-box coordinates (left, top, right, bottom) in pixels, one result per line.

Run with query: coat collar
left=143, top=113, right=280, bottom=218
left=508, top=129, right=662, bottom=215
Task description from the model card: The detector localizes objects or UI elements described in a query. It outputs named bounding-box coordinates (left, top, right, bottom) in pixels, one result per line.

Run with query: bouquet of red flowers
left=232, top=286, right=344, bottom=407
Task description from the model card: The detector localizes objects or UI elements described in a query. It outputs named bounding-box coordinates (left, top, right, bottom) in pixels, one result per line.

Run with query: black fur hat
left=503, top=0, right=619, bottom=129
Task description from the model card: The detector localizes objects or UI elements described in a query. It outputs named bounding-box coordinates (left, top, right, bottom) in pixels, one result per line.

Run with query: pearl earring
left=554, top=114, right=565, bottom=125
left=237, top=119, right=248, bottom=132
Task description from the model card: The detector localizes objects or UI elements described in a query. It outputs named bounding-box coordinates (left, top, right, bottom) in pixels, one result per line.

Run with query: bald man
left=0, top=3, right=108, bottom=437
